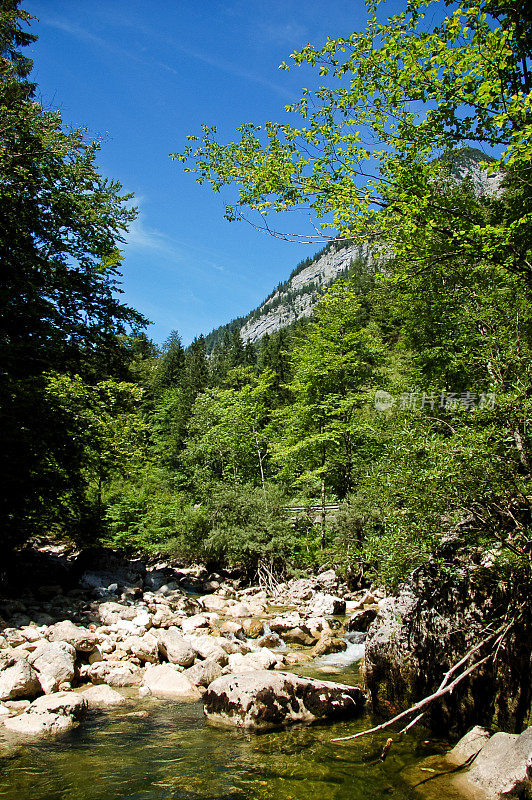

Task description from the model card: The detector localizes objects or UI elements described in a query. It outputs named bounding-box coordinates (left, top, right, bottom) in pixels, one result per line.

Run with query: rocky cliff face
left=240, top=241, right=373, bottom=344
left=204, top=148, right=499, bottom=349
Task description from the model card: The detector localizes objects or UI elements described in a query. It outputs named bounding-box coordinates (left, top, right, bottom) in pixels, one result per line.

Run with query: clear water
left=0, top=644, right=456, bottom=800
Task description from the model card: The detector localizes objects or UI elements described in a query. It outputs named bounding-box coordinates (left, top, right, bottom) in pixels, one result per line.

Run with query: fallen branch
left=331, top=625, right=508, bottom=743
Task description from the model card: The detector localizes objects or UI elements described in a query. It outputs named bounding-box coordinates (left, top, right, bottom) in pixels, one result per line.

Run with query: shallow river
left=0, top=644, right=456, bottom=800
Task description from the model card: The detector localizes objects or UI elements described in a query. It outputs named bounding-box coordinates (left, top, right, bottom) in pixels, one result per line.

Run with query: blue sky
left=24, top=0, right=399, bottom=345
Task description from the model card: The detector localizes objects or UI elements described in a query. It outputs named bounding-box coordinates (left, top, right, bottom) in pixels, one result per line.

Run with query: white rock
left=0, top=657, right=41, bottom=701
left=139, top=664, right=202, bottom=701
left=81, top=684, right=126, bottom=707
left=27, top=641, right=76, bottom=695
left=88, top=661, right=141, bottom=687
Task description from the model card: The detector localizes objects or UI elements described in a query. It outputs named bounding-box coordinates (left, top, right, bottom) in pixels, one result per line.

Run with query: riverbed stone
left=157, top=629, right=196, bottom=666
left=184, top=659, right=223, bottom=688
left=140, top=664, right=202, bottom=701
left=310, top=593, right=346, bottom=616
left=311, top=633, right=347, bottom=658
left=81, top=684, right=126, bottom=707
left=242, top=618, right=263, bottom=639
left=346, top=606, right=379, bottom=633
left=3, top=691, right=87, bottom=736
left=28, top=640, right=76, bottom=694
left=0, top=657, right=41, bottom=701
left=453, top=727, right=532, bottom=800
left=47, top=620, right=97, bottom=653
left=123, top=633, right=159, bottom=664
left=203, top=671, right=365, bottom=730
left=226, top=648, right=281, bottom=673
left=88, top=661, right=141, bottom=687
left=199, top=595, right=231, bottom=613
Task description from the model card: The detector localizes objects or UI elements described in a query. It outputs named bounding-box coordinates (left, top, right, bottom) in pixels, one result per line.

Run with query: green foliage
left=0, top=3, right=147, bottom=550
left=199, top=482, right=296, bottom=573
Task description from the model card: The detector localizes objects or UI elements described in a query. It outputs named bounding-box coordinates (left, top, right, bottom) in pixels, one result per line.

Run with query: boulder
left=3, top=691, right=86, bottom=736
left=311, top=634, right=347, bottom=658
left=184, top=660, right=223, bottom=688
left=81, top=684, right=126, bottom=707
left=242, top=619, right=263, bottom=639
left=157, top=629, right=196, bottom=667
left=226, top=649, right=280, bottom=673
left=345, top=606, right=379, bottom=633
left=447, top=725, right=492, bottom=763
left=269, top=612, right=303, bottom=634
left=452, top=726, right=532, bottom=800
left=139, top=664, right=202, bottom=701
left=199, top=595, right=231, bottom=613
left=203, top=671, right=365, bottom=730
left=364, top=535, right=532, bottom=735
left=185, top=635, right=229, bottom=666
left=47, top=620, right=97, bottom=653
left=88, top=661, right=141, bottom=687
left=122, top=633, right=159, bottom=664
left=226, top=602, right=252, bottom=618
left=0, top=657, right=41, bottom=701
left=283, top=627, right=317, bottom=646
left=180, top=614, right=209, bottom=635
left=310, top=593, right=346, bottom=616
left=98, top=602, right=138, bottom=625
left=257, top=633, right=282, bottom=649
left=27, top=640, right=76, bottom=694
left=151, top=606, right=181, bottom=628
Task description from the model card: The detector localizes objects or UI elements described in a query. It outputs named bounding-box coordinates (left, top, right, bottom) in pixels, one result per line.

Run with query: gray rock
left=123, top=633, right=159, bottom=664
left=226, top=648, right=281, bottom=673
left=27, top=640, right=76, bottom=694
left=184, top=659, right=222, bottom=688
left=203, top=671, right=365, bottom=730
left=98, top=602, right=138, bottom=625
left=447, top=725, right=492, bottom=764
left=310, top=593, right=346, bottom=616
left=47, top=620, right=97, bottom=653
left=157, top=629, right=196, bottom=667
left=453, top=726, right=532, bottom=800
left=139, top=664, right=202, bottom=701
left=0, top=657, right=41, bottom=701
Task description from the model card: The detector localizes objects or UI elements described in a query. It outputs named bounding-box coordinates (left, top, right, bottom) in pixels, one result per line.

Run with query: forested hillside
left=1, top=0, right=531, bottom=603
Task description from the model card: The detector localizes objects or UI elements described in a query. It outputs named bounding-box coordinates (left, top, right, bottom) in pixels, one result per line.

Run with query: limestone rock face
left=0, top=657, right=41, bottom=701
left=139, top=664, right=202, bottom=701
left=203, top=671, right=365, bottom=730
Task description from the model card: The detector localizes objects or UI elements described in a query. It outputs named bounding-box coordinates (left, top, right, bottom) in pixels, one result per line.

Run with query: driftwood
left=332, top=625, right=509, bottom=743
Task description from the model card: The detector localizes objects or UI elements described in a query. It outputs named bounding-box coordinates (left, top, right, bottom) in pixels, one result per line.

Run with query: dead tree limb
left=331, top=626, right=508, bottom=744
